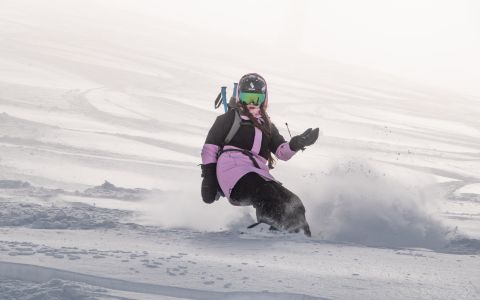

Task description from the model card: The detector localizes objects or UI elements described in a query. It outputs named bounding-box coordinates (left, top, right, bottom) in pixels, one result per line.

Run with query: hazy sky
left=4, top=0, right=480, bottom=97
left=127, top=0, right=480, bottom=97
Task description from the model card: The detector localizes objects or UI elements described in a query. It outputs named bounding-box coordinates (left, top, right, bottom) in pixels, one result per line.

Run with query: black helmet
left=238, top=73, right=267, bottom=94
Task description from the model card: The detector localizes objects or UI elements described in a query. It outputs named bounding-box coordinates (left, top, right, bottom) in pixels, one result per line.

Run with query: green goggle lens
left=239, top=92, right=266, bottom=106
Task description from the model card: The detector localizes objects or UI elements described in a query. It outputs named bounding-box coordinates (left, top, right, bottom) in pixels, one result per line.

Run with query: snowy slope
left=1, top=0, right=480, bottom=299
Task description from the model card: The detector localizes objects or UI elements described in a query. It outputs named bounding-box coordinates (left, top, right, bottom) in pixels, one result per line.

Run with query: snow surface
left=1, top=0, right=479, bottom=299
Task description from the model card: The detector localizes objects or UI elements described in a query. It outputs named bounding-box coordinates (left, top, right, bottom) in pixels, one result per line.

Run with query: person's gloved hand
left=289, top=128, right=320, bottom=151
left=201, top=163, right=221, bottom=204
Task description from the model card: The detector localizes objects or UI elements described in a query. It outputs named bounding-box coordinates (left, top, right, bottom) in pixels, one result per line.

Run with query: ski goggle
left=239, top=92, right=266, bottom=106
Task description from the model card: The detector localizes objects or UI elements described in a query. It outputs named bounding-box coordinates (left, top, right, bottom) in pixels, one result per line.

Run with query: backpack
left=213, top=83, right=244, bottom=145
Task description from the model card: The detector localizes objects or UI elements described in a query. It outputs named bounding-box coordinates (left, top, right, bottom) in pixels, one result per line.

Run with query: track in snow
left=0, top=261, right=323, bottom=300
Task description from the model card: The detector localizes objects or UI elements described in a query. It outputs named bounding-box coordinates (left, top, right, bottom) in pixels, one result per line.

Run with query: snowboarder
left=200, top=73, right=319, bottom=236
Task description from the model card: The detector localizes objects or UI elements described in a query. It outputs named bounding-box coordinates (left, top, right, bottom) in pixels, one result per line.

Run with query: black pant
left=230, top=173, right=311, bottom=236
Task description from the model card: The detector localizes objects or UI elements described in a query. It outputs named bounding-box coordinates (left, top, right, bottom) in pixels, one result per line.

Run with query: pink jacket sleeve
left=274, top=142, right=296, bottom=161
left=201, top=144, right=220, bottom=164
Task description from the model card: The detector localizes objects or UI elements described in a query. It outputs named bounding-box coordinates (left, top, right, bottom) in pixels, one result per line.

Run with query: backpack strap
left=224, top=109, right=242, bottom=144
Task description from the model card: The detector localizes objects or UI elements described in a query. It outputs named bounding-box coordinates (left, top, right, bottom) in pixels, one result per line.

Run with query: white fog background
left=78, top=0, right=480, bottom=96
left=3, top=0, right=480, bottom=96
left=149, top=0, right=480, bottom=97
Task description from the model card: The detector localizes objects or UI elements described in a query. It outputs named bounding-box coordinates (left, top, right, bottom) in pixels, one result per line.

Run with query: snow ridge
left=0, top=199, right=130, bottom=229
left=0, top=261, right=324, bottom=300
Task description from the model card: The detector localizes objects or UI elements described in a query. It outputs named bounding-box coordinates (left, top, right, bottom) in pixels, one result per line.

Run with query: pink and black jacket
left=201, top=108, right=297, bottom=204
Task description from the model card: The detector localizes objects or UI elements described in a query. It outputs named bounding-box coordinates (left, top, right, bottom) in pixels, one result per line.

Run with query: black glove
left=201, top=163, right=221, bottom=204
left=289, top=128, right=320, bottom=151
